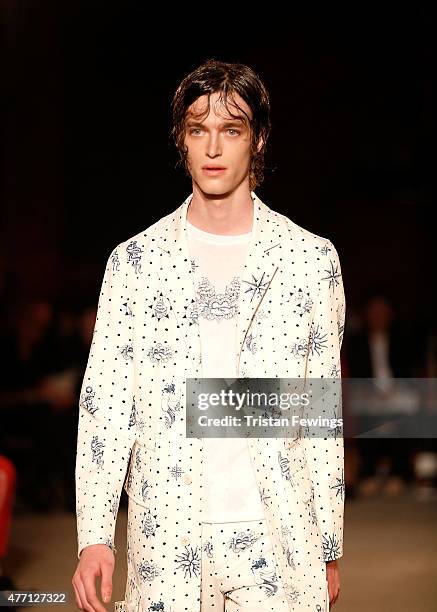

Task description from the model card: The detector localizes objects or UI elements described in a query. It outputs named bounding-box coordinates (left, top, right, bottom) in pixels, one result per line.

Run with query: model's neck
left=187, top=185, right=254, bottom=235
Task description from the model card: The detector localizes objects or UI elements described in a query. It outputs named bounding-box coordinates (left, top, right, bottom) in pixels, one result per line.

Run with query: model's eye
left=228, top=129, right=240, bottom=136
left=189, top=128, right=202, bottom=135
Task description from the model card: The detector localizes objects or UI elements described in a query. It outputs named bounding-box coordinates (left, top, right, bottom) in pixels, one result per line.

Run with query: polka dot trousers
left=200, top=518, right=290, bottom=611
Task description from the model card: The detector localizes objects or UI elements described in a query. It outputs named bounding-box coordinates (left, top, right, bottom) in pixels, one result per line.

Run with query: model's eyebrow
left=185, top=119, right=246, bottom=128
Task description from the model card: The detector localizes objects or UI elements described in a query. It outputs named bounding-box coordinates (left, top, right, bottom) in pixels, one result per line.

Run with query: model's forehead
left=186, top=91, right=252, bottom=121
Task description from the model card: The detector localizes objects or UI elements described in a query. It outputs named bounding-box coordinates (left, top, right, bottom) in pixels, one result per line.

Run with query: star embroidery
left=321, top=259, right=341, bottom=290
left=330, top=469, right=345, bottom=500
left=169, top=464, right=184, bottom=479
left=242, top=272, right=269, bottom=302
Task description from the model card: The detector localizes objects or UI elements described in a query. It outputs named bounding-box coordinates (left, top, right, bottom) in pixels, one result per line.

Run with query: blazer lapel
left=156, top=190, right=285, bottom=377
left=234, top=192, right=285, bottom=375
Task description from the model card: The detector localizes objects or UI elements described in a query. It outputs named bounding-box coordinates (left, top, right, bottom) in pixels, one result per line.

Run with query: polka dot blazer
left=75, top=190, right=346, bottom=611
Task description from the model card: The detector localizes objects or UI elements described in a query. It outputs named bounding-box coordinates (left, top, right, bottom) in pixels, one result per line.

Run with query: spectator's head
left=362, top=288, right=394, bottom=332
left=15, top=299, right=54, bottom=340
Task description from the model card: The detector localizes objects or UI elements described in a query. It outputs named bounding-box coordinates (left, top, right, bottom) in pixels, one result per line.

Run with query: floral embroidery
left=147, top=342, right=173, bottom=363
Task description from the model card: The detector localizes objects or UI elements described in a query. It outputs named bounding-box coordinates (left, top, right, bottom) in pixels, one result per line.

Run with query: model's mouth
left=202, top=167, right=227, bottom=173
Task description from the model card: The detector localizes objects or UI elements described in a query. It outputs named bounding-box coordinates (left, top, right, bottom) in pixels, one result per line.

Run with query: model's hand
left=326, top=559, right=340, bottom=607
left=72, top=544, right=114, bottom=611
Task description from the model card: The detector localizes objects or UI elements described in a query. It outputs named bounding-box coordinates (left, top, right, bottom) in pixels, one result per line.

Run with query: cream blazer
left=75, top=190, right=346, bottom=612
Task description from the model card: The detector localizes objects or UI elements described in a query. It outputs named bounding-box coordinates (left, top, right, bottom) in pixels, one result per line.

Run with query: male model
left=73, top=59, right=345, bottom=612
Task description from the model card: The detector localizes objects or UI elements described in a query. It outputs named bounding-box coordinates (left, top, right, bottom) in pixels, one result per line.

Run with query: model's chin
left=199, top=173, right=226, bottom=183
left=195, top=176, right=230, bottom=194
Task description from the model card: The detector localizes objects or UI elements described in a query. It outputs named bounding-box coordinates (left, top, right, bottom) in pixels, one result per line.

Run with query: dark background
left=1, top=4, right=433, bottom=322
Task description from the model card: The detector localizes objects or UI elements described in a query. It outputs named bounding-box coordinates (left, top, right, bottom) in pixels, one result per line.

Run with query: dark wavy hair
left=170, top=58, right=271, bottom=191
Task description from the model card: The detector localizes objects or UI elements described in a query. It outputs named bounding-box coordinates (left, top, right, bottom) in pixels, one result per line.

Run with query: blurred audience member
left=0, top=299, right=82, bottom=510
left=411, top=322, right=437, bottom=501
left=0, top=455, right=18, bottom=605
left=346, top=288, right=423, bottom=497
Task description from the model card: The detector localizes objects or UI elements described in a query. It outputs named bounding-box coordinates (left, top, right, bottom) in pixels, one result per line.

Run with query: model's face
left=183, top=91, right=261, bottom=195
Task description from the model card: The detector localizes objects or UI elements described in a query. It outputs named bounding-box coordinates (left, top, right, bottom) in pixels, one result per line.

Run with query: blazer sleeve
left=75, top=244, right=137, bottom=560
left=302, top=238, right=346, bottom=562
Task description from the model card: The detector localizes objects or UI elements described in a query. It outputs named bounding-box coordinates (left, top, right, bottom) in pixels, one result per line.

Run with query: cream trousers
left=200, top=518, right=290, bottom=611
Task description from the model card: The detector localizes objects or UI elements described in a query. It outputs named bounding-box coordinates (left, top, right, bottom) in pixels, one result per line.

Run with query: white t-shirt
left=186, top=218, right=265, bottom=522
